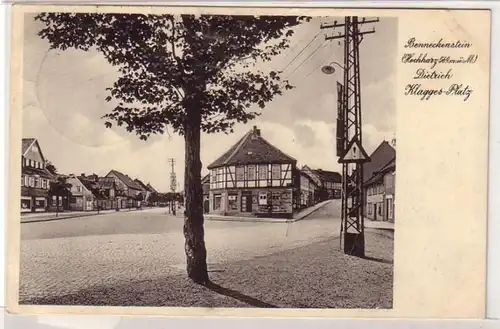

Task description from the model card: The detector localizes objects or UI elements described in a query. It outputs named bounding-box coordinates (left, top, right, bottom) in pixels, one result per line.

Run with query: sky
left=22, top=13, right=397, bottom=192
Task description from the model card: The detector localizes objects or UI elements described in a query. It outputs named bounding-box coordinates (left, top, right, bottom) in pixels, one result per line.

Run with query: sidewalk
left=365, top=219, right=395, bottom=231
left=20, top=208, right=144, bottom=223
left=205, top=199, right=333, bottom=223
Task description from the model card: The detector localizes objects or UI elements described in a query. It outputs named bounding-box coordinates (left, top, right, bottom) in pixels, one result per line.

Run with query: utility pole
left=321, top=16, right=378, bottom=257
left=168, top=158, right=177, bottom=215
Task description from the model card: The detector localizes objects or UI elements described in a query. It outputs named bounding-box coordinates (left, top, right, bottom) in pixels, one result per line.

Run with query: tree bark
left=183, top=106, right=209, bottom=285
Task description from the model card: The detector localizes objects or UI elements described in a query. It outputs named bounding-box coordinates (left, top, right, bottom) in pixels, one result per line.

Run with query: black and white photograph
left=15, top=8, right=398, bottom=310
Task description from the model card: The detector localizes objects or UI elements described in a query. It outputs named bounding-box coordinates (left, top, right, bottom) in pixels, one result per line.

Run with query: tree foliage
left=45, top=161, right=58, bottom=175
left=35, top=13, right=309, bottom=139
left=48, top=176, right=72, bottom=198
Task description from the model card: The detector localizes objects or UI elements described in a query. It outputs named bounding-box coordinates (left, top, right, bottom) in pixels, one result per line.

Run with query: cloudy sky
left=22, top=13, right=397, bottom=192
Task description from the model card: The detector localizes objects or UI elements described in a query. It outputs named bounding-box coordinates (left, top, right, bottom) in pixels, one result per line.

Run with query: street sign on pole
left=339, top=137, right=370, bottom=164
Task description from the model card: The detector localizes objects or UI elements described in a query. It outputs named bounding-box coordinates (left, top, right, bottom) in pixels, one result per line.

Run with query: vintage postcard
left=6, top=5, right=490, bottom=318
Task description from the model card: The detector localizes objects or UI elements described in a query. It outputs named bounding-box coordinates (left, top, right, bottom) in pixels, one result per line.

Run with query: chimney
left=81, top=173, right=85, bottom=177
left=252, top=125, right=261, bottom=136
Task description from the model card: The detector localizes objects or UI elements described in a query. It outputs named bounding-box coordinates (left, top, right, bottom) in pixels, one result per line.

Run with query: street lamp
left=321, top=61, right=345, bottom=75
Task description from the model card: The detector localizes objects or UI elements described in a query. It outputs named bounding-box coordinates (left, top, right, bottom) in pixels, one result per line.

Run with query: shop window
left=21, top=199, right=31, bottom=211
left=21, top=176, right=24, bottom=186
left=35, top=199, right=45, bottom=208
left=228, top=194, right=238, bottom=211
left=213, top=194, right=222, bottom=210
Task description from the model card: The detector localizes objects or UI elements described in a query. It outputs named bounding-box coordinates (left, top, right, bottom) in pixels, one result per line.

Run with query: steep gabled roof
left=299, top=170, right=318, bottom=185
left=314, top=169, right=342, bottom=183
left=107, top=170, right=143, bottom=190
left=364, top=157, right=395, bottom=187
left=97, top=177, right=116, bottom=189
left=363, top=141, right=396, bottom=183
left=22, top=138, right=47, bottom=164
left=146, top=183, right=157, bottom=193
left=22, top=138, right=36, bottom=154
left=207, top=126, right=296, bottom=169
left=134, top=179, right=150, bottom=191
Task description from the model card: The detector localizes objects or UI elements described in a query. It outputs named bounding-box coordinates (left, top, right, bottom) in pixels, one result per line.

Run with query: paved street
left=20, top=200, right=342, bottom=302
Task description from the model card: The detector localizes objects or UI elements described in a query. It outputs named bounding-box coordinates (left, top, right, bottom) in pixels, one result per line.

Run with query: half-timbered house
left=206, top=126, right=299, bottom=219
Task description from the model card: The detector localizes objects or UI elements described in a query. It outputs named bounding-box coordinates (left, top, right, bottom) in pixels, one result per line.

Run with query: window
left=235, top=166, right=245, bottom=181
left=21, top=175, right=24, bottom=186
left=247, top=165, right=256, bottom=180
left=258, top=192, right=268, bottom=205
left=76, top=186, right=81, bottom=192
left=42, top=179, right=47, bottom=189
left=258, top=164, right=268, bottom=180
left=271, top=164, right=281, bottom=180
left=29, top=177, right=34, bottom=187
left=52, top=195, right=57, bottom=206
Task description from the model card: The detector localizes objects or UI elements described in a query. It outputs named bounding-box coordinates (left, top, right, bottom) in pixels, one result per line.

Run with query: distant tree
left=48, top=176, right=72, bottom=216
left=90, top=185, right=106, bottom=213
left=36, top=13, right=309, bottom=284
left=148, top=191, right=159, bottom=205
left=45, top=161, right=58, bottom=175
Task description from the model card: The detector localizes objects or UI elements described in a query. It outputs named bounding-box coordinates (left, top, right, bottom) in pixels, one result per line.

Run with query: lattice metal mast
left=321, top=16, right=378, bottom=257
left=168, top=158, right=177, bottom=193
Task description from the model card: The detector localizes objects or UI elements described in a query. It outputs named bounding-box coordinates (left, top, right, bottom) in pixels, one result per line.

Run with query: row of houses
left=200, top=125, right=396, bottom=223
left=363, top=140, right=396, bottom=223
left=200, top=126, right=342, bottom=219
left=20, top=138, right=158, bottom=213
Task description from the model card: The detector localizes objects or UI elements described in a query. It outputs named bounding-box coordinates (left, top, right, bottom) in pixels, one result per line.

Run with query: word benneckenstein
left=404, top=37, right=472, bottom=49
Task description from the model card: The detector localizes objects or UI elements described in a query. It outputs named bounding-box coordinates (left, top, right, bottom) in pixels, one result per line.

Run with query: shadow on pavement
left=362, top=255, right=393, bottom=265
left=206, top=281, right=278, bottom=308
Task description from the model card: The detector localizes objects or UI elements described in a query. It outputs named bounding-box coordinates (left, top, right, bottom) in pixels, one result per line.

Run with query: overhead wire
left=284, top=40, right=326, bottom=80
left=279, top=30, right=322, bottom=73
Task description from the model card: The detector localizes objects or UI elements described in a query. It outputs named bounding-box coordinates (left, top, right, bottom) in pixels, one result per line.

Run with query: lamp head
left=321, top=65, right=336, bottom=75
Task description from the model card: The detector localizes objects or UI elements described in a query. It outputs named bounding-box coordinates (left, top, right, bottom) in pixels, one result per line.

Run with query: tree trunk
left=183, top=108, right=209, bottom=284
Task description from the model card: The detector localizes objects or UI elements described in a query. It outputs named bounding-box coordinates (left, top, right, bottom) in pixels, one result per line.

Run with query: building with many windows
left=106, top=169, right=145, bottom=208
left=207, top=126, right=299, bottom=219
left=20, top=138, right=54, bottom=213
left=363, top=141, right=396, bottom=222
left=300, top=165, right=342, bottom=202
left=299, top=170, right=319, bottom=208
